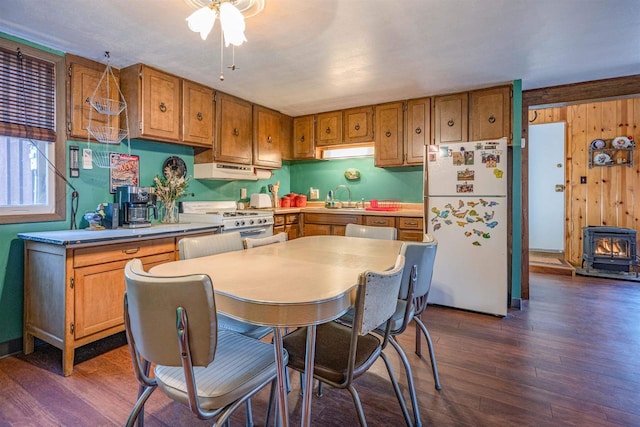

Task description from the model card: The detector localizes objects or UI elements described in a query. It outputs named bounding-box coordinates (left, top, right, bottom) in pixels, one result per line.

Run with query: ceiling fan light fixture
left=186, top=6, right=217, bottom=40
left=219, top=2, right=247, bottom=47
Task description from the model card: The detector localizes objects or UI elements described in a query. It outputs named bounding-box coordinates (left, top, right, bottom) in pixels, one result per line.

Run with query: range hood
left=194, top=162, right=272, bottom=181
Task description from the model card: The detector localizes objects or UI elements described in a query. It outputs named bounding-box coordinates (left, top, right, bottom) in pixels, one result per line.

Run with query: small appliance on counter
left=250, top=193, right=273, bottom=209
left=116, top=186, right=157, bottom=228
left=102, top=203, right=119, bottom=229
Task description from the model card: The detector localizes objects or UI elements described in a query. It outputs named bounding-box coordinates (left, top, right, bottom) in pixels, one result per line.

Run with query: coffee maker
left=116, top=186, right=157, bottom=228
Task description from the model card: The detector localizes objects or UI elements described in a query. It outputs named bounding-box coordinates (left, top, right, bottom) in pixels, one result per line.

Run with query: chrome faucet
left=333, top=184, right=352, bottom=208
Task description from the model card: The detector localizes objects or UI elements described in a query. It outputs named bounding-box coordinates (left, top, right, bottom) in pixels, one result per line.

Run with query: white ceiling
left=1, top=0, right=639, bottom=116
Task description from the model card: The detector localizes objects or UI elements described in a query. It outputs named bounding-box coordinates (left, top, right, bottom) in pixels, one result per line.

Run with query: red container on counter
left=280, top=196, right=292, bottom=207
left=295, top=194, right=307, bottom=207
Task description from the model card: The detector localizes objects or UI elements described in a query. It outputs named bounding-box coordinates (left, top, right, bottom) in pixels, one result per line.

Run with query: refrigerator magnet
left=493, top=169, right=504, bottom=178
left=464, top=151, right=475, bottom=165
left=439, top=146, right=450, bottom=157
left=452, top=152, right=464, bottom=165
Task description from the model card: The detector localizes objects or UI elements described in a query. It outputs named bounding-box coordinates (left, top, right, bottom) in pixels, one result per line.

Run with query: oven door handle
left=239, top=228, right=270, bottom=235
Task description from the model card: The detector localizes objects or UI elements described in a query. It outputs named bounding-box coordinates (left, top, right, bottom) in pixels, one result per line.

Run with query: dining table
left=149, top=234, right=404, bottom=427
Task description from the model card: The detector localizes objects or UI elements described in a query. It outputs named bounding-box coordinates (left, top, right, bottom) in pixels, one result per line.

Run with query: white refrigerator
left=424, top=137, right=508, bottom=316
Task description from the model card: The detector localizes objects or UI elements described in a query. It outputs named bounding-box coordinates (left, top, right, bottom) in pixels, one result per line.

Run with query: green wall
left=290, top=158, right=423, bottom=203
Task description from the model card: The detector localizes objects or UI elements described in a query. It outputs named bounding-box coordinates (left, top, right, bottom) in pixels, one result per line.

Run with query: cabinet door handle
left=415, top=127, right=422, bottom=134
left=122, top=248, right=140, bottom=254
left=325, top=127, right=331, bottom=134
left=159, top=102, right=167, bottom=113
left=373, top=220, right=387, bottom=225
left=488, top=115, right=496, bottom=124
left=300, top=135, right=305, bottom=142
left=267, top=136, right=272, bottom=143
left=354, top=123, right=360, bottom=131
left=233, top=128, right=239, bottom=136
left=385, top=130, right=392, bottom=138
left=447, top=119, right=455, bottom=127
left=405, top=221, right=418, bottom=226
left=196, top=112, right=203, bottom=121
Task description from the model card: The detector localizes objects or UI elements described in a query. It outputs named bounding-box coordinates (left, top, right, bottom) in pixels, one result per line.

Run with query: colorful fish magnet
left=494, top=169, right=504, bottom=178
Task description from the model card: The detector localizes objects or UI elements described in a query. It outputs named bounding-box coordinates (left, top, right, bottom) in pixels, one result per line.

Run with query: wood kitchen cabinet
left=303, top=213, right=363, bottom=236
left=23, top=237, right=175, bottom=376
left=253, top=105, right=282, bottom=168
left=364, top=215, right=396, bottom=228
left=405, top=97, right=431, bottom=164
left=292, top=115, right=316, bottom=159
left=375, top=101, right=405, bottom=167
left=433, top=92, right=468, bottom=145
left=280, top=114, right=293, bottom=160
left=469, top=85, right=512, bottom=142
left=215, top=92, right=253, bottom=165
left=315, top=111, right=343, bottom=146
left=67, top=55, right=121, bottom=140
left=396, top=216, right=424, bottom=241
left=182, top=79, right=214, bottom=147
left=120, top=64, right=181, bottom=142
left=343, top=106, right=374, bottom=143
left=275, top=213, right=300, bottom=240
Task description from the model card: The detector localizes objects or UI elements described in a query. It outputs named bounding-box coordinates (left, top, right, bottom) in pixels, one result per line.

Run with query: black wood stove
left=582, top=226, right=638, bottom=276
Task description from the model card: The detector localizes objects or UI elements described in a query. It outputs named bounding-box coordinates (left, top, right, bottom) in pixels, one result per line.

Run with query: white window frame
left=0, top=37, right=66, bottom=225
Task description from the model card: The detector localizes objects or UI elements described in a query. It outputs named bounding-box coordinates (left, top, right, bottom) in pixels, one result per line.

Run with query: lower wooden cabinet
left=303, top=213, right=362, bottom=236
left=396, top=217, right=424, bottom=241
left=274, top=213, right=300, bottom=240
left=22, top=236, right=183, bottom=376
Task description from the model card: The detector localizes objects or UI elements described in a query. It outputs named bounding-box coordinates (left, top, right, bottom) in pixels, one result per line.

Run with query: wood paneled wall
left=528, top=98, right=640, bottom=266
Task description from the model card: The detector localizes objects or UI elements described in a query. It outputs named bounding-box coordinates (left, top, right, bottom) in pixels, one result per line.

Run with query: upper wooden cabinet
left=469, top=86, right=512, bottom=142
left=374, top=102, right=405, bottom=167
left=182, top=80, right=214, bottom=147
left=292, top=115, right=316, bottom=159
left=253, top=105, right=282, bottom=168
left=343, top=106, right=374, bottom=143
left=316, top=111, right=343, bottom=146
left=280, top=114, right=293, bottom=161
left=405, top=97, right=431, bottom=165
left=120, top=64, right=181, bottom=142
left=67, top=55, right=120, bottom=140
left=433, top=92, right=468, bottom=145
left=215, top=92, right=253, bottom=165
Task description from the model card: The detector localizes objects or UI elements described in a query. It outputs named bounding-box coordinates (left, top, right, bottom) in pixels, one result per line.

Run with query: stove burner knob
left=250, top=220, right=254, bottom=225
left=258, top=219, right=263, bottom=224
left=235, top=221, right=241, bottom=226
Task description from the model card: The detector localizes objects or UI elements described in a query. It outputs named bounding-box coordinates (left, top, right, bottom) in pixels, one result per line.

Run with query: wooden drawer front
left=304, top=213, right=362, bottom=225
left=274, top=225, right=285, bottom=234
left=73, top=237, right=175, bottom=268
left=274, top=215, right=285, bottom=226
left=285, top=214, right=299, bottom=224
left=304, top=223, right=332, bottom=236
left=397, top=217, right=423, bottom=230
left=365, top=216, right=395, bottom=227
left=398, top=230, right=424, bottom=242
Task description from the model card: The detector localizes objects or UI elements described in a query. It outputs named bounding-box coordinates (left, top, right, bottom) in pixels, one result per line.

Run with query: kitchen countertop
left=274, top=203, right=423, bottom=217
left=18, top=222, right=221, bottom=246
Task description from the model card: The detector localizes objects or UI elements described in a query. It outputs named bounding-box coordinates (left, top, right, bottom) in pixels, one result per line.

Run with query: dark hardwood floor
left=1, top=272, right=639, bottom=426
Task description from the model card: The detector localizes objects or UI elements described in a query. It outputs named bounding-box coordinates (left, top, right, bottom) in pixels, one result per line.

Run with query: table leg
left=301, top=325, right=316, bottom=427
left=273, top=328, right=290, bottom=427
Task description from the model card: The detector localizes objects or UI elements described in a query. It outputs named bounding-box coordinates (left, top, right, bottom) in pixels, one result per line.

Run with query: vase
left=159, top=201, right=179, bottom=224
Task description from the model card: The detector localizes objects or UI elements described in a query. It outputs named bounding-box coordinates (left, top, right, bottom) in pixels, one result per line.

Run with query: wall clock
left=162, top=156, right=187, bottom=178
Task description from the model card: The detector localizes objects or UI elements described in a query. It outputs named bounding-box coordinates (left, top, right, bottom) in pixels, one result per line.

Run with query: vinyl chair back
left=123, top=259, right=282, bottom=426
left=282, top=254, right=412, bottom=425
left=345, top=223, right=397, bottom=240
left=243, top=232, right=287, bottom=249
left=178, top=231, right=244, bottom=260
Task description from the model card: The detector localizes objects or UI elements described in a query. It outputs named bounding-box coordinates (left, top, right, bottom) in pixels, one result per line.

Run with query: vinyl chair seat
left=283, top=322, right=381, bottom=384
left=218, top=316, right=273, bottom=340
left=156, top=330, right=286, bottom=410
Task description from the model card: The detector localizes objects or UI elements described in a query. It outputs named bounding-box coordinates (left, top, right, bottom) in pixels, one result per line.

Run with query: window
left=0, top=37, right=66, bottom=224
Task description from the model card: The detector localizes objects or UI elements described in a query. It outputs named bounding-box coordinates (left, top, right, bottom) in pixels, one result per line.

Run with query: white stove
left=180, top=201, right=274, bottom=237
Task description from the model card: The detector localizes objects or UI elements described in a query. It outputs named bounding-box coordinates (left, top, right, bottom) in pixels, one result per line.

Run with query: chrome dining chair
left=123, top=259, right=284, bottom=427
left=243, top=232, right=287, bottom=249
left=345, top=223, right=397, bottom=240
left=282, top=254, right=413, bottom=426
left=178, top=232, right=273, bottom=426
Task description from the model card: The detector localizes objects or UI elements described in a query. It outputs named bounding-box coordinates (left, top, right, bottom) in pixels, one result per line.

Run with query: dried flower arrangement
left=153, top=167, right=190, bottom=223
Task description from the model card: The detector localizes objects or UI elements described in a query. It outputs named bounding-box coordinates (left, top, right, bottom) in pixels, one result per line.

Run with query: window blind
left=0, top=46, right=56, bottom=142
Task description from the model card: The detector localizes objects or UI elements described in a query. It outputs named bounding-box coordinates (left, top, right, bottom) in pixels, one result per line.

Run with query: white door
left=528, top=122, right=565, bottom=252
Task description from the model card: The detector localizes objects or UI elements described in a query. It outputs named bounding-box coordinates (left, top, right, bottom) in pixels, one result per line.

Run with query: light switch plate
left=82, top=148, right=93, bottom=169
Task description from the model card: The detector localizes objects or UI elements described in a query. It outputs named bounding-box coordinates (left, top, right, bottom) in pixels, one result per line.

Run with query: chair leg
left=379, top=352, right=413, bottom=426
left=265, top=379, right=277, bottom=427
left=413, top=316, right=442, bottom=390
left=245, top=399, right=254, bottom=427
left=346, top=385, right=368, bottom=426
left=389, top=337, right=422, bottom=427
left=126, top=385, right=157, bottom=427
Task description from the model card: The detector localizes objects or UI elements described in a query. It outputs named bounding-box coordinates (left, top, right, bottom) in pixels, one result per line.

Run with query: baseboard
left=0, top=337, right=23, bottom=359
